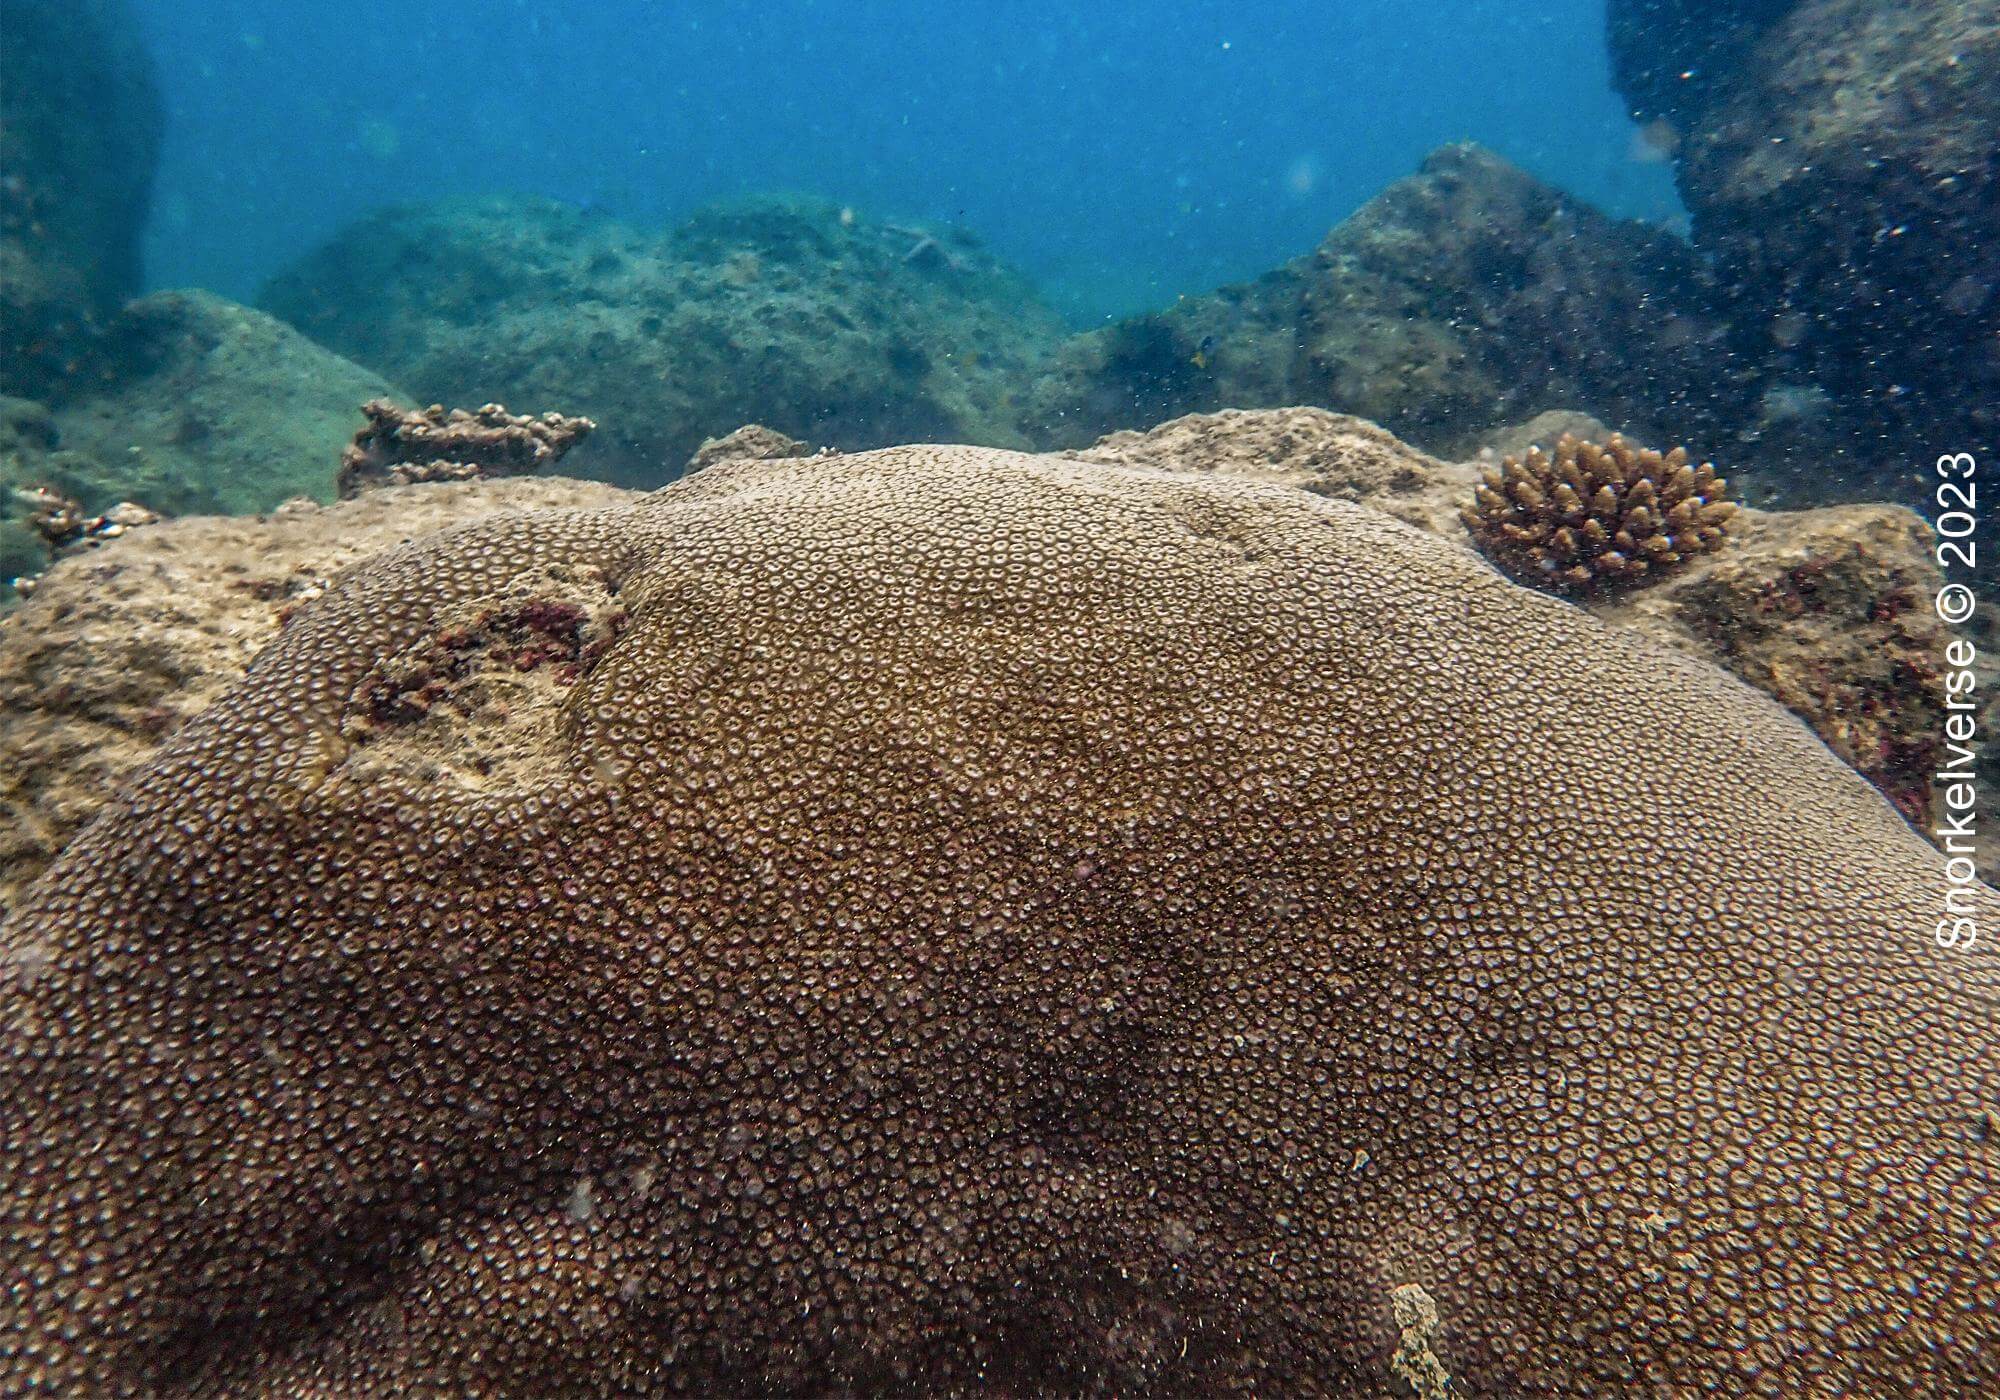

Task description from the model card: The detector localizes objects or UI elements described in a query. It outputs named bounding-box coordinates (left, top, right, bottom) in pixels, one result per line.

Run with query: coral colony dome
left=2, top=1, right=1994, bottom=1395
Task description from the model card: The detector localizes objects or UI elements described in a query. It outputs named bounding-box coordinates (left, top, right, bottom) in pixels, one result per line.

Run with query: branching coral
left=338, top=399, right=595, bottom=498
left=1460, top=433, right=1735, bottom=594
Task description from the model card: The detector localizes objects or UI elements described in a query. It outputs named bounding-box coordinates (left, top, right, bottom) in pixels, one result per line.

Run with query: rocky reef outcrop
left=0, top=0, right=162, bottom=401
left=1608, top=0, right=2000, bottom=495
left=0, top=292, right=406, bottom=587
left=34, top=291, right=406, bottom=516
left=4, top=438, right=1992, bottom=1394
left=260, top=195, right=1065, bottom=486
left=1025, top=146, right=1741, bottom=468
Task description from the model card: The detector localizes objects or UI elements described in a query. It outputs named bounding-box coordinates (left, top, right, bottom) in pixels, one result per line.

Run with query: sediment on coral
left=1460, top=433, right=1736, bottom=595
left=338, top=399, right=595, bottom=498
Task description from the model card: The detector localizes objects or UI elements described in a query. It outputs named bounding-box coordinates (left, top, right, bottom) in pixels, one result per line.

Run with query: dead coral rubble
left=1460, top=433, right=1736, bottom=595
left=15, top=486, right=157, bottom=551
left=338, top=399, right=595, bottom=498
left=0, top=476, right=635, bottom=918
left=7, top=486, right=157, bottom=595
left=684, top=423, right=817, bottom=475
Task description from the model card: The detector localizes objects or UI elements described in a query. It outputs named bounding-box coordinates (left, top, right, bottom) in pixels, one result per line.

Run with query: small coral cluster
left=337, top=399, right=594, bottom=498
left=1460, top=433, right=1735, bottom=594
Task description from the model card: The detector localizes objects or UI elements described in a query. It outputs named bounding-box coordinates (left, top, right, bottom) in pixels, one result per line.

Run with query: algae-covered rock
left=4, top=289, right=398, bottom=581
left=261, top=195, right=1064, bottom=487
left=1026, top=146, right=1738, bottom=461
left=42, top=290, right=407, bottom=517
left=0, top=0, right=162, bottom=400
left=1608, top=0, right=2000, bottom=497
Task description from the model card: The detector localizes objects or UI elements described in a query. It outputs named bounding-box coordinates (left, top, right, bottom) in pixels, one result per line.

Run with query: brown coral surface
left=1461, top=433, right=1736, bottom=595
left=2, top=445, right=1993, bottom=1397
left=0, top=477, right=635, bottom=918
left=1602, top=505, right=1979, bottom=834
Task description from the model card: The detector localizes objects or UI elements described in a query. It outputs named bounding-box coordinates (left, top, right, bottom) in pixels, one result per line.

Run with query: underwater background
left=133, top=0, right=1681, bottom=325
left=2, top=2, right=1998, bottom=1394
left=9, top=0, right=1994, bottom=534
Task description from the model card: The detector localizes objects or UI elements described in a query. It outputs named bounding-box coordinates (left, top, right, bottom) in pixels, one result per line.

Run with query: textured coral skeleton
left=0, top=446, right=1994, bottom=1396
left=1460, top=433, right=1736, bottom=594
left=337, top=399, right=595, bottom=498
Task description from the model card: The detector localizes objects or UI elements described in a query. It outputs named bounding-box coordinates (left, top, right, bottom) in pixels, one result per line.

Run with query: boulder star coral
left=2, top=446, right=1994, bottom=1395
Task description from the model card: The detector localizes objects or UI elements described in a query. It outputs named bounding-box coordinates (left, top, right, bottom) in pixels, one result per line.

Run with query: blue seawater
left=132, top=0, right=1679, bottom=325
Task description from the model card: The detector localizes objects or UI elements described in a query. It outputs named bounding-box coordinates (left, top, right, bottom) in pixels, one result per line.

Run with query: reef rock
left=1028, top=146, right=1738, bottom=464
left=1, top=292, right=408, bottom=589
left=685, top=423, right=817, bottom=475
left=41, top=291, right=409, bottom=517
left=0, top=0, right=163, bottom=400
left=260, top=195, right=1062, bottom=487
left=1596, top=501, right=1999, bottom=869
left=1471, top=409, right=1615, bottom=466
left=1067, top=405, right=1475, bottom=536
left=0, top=476, right=634, bottom=918
left=2, top=292, right=410, bottom=588
left=3, top=444, right=1994, bottom=1396
left=1608, top=0, right=2000, bottom=496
